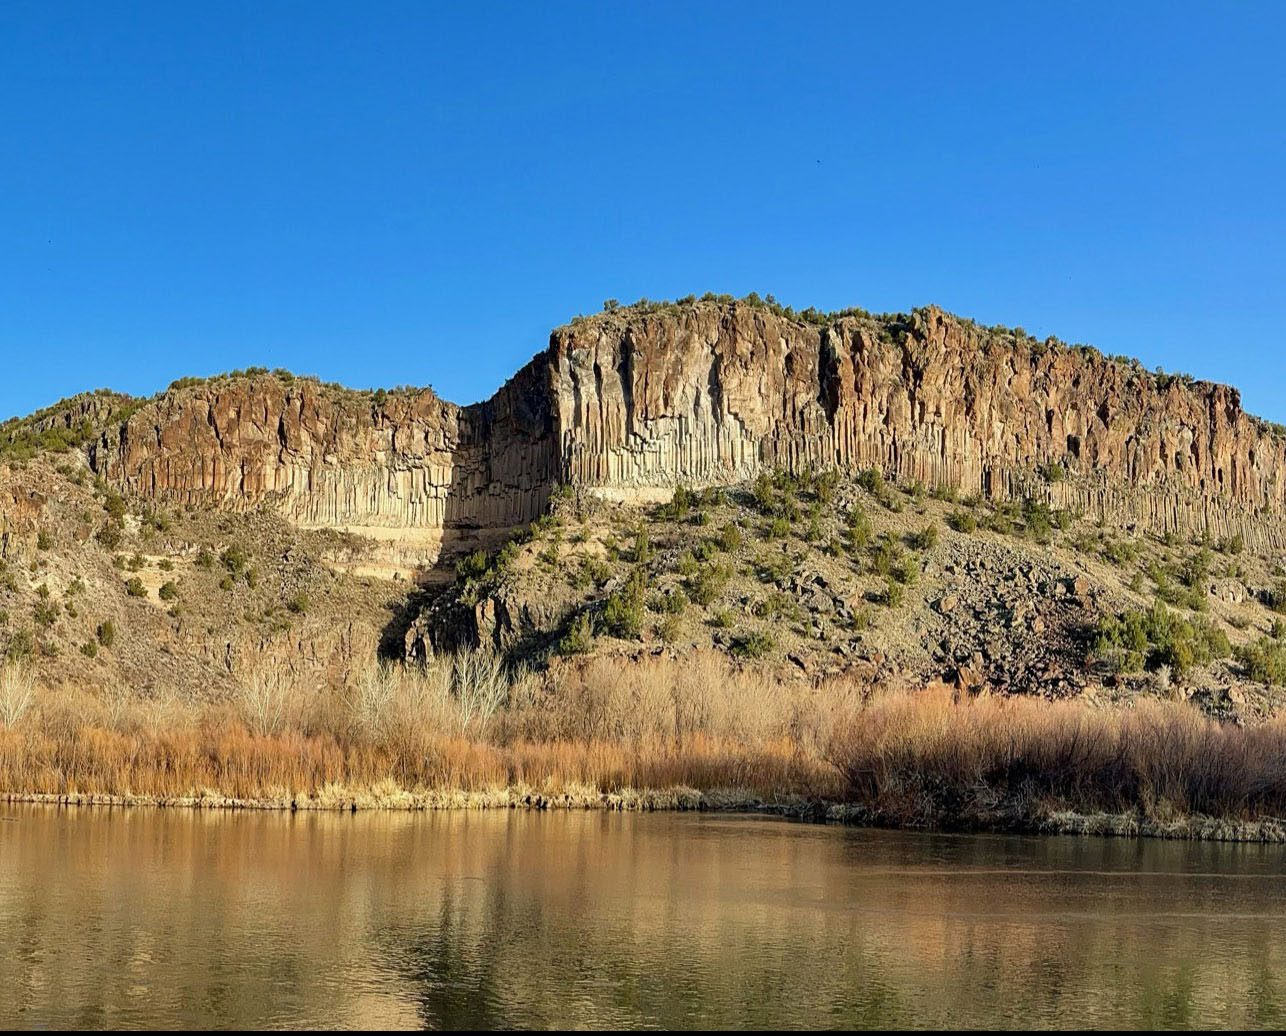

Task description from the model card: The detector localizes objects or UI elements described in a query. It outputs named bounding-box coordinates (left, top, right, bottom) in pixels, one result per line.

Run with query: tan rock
left=87, top=300, right=1286, bottom=556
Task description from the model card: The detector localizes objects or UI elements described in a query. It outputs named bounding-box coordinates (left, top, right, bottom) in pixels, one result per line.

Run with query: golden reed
left=4, top=653, right=1286, bottom=828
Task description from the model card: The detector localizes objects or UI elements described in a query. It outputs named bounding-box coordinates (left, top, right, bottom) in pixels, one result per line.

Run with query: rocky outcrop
left=86, top=300, right=1286, bottom=553
left=552, top=303, right=1286, bottom=549
left=90, top=359, right=559, bottom=556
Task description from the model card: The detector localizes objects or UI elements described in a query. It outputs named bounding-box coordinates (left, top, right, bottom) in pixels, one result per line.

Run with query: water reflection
left=1, top=806, right=1285, bottom=1029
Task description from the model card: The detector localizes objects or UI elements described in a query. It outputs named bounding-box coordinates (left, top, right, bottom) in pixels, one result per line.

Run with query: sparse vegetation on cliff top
left=571, top=293, right=1209, bottom=393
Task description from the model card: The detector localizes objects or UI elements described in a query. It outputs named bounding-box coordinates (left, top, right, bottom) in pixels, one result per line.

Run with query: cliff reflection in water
left=3, top=807, right=1286, bottom=1029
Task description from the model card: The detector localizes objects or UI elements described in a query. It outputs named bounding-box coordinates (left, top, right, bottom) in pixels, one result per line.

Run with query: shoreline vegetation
left=6, top=652, right=1286, bottom=841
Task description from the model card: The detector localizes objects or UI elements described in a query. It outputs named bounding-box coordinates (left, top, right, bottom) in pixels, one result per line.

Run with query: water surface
left=2, top=805, right=1285, bottom=1029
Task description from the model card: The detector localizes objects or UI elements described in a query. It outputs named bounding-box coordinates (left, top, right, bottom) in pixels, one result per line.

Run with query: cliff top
left=6, top=294, right=1285, bottom=467
left=562, top=293, right=1228, bottom=396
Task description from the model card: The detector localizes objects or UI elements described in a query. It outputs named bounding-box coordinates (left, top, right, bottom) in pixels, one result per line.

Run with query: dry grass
left=7, top=653, right=1286, bottom=831
left=829, top=685, right=1286, bottom=827
left=0, top=651, right=844, bottom=805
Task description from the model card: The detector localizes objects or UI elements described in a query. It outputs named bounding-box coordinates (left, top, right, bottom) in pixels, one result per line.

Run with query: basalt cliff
left=81, top=299, right=1286, bottom=556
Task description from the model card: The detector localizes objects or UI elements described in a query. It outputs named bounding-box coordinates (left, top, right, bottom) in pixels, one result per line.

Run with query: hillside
left=3, top=294, right=1286, bottom=718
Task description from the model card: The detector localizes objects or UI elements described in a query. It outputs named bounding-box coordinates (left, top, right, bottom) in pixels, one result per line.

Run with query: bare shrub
left=450, top=650, right=511, bottom=735
left=0, top=662, right=36, bottom=728
left=237, top=662, right=296, bottom=736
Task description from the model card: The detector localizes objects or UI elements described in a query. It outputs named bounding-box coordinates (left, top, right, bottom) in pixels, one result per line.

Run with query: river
left=2, top=805, right=1284, bottom=1029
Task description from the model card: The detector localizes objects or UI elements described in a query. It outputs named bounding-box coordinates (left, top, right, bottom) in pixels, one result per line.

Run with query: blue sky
left=2, top=2, right=1284, bottom=421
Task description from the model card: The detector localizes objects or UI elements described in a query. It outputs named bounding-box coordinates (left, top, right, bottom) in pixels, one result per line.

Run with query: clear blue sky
left=2, top=2, right=1284, bottom=421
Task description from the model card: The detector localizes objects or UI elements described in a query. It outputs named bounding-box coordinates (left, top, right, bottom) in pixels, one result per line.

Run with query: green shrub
left=867, top=535, right=903, bottom=578
left=982, top=503, right=1018, bottom=535
left=495, top=540, right=521, bottom=574
left=716, top=522, right=743, bottom=553
left=857, top=467, right=885, bottom=496
left=1264, top=581, right=1286, bottom=614
left=80, top=640, right=98, bottom=659
left=857, top=468, right=899, bottom=510
left=686, top=561, right=731, bottom=606
left=1100, top=536, right=1140, bottom=565
left=843, top=507, right=872, bottom=550
left=1217, top=532, right=1245, bottom=556
left=124, top=577, right=146, bottom=598
left=1150, top=561, right=1208, bottom=611
left=755, top=551, right=793, bottom=585
left=649, top=588, right=688, bottom=615
left=763, top=516, right=790, bottom=540
left=1180, top=548, right=1214, bottom=589
left=710, top=608, right=736, bottom=629
left=877, top=578, right=904, bottom=608
left=601, top=573, right=646, bottom=639
left=5, top=628, right=34, bottom=661
left=1021, top=499, right=1055, bottom=543
left=36, top=530, right=52, bottom=551
left=286, top=593, right=309, bottom=615
left=1092, top=603, right=1229, bottom=679
left=752, top=591, right=799, bottom=621
left=906, top=523, right=939, bottom=550
left=96, top=523, right=123, bottom=549
left=103, top=491, right=126, bottom=524
left=537, top=538, right=561, bottom=567
left=751, top=472, right=777, bottom=515
left=657, top=613, right=683, bottom=644
left=455, top=549, right=490, bottom=582
left=96, top=620, right=115, bottom=648
left=730, top=630, right=774, bottom=659
left=158, top=581, right=179, bottom=602
left=1237, top=637, right=1286, bottom=686
left=813, top=469, right=839, bottom=504
left=891, top=554, right=920, bottom=585
left=661, top=483, right=696, bottom=520
left=220, top=546, right=247, bottom=574
left=692, top=539, right=718, bottom=563
left=556, top=611, right=595, bottom=656
left=585, top=557, right=611, bottom=587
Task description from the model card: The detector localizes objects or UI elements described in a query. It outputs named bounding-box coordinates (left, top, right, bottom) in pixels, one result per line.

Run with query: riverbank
left=10, top=789, right=1286, bottom=843
left=5, top=652, right=1286, bottom=840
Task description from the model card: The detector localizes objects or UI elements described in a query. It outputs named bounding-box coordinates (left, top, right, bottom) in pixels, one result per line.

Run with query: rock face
left=551, top=303, right=1286, bottom=549
left=88, top=300, right=1286, bottom=555
left=91, top=358, right=559, bottom=556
